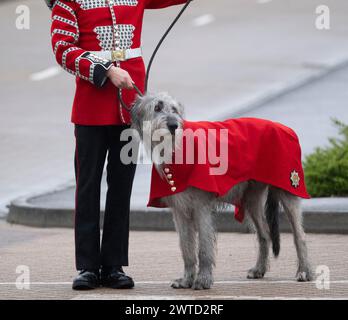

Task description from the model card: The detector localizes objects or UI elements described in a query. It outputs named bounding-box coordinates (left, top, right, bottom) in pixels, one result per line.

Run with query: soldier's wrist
left=106, top=65, right=117, bottom=77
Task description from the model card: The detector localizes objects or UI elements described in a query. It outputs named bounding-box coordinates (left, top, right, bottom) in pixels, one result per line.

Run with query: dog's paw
left=192, top=276, right=213, bottom=290
left=171, top=278, right=193, bottom=289
left=247, top=268, right=265, bottom=279
left=296, top=270, right=313, bottom=282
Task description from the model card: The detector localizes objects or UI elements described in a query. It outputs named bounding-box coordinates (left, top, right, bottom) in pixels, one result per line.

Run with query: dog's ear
left=177, top=102, right=185, bottom=118
left=154, top=100, right=164, bottom=112
left=130, top=96, right=143, bottom=132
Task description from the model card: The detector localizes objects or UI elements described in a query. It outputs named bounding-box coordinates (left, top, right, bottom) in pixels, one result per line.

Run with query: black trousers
left=74, top=125, right=136, bottom=271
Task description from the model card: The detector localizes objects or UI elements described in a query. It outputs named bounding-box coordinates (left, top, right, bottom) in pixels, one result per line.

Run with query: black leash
left=118, top=0, right=193, bottom=112
left=118, top=82, right=143, bottom=112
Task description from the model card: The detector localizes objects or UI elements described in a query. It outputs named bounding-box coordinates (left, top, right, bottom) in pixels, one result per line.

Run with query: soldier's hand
left=107, top=66, right=134, bottom=89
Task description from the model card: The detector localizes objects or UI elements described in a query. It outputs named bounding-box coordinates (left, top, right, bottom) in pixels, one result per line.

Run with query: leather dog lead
left=118, top=0, right=194, bottom=112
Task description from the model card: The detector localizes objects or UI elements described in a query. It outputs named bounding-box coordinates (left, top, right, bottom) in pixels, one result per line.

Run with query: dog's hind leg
left=192, top=204, right=216, bottom=290
left=244, top=183, right=270, bottom=279
left=171, top=208, right=197, bottom=289
left=279, top=192, right=313, bottom=281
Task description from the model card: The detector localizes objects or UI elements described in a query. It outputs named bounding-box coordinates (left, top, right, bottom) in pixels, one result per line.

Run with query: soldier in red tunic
left=48, top=0, right=188, bottom=290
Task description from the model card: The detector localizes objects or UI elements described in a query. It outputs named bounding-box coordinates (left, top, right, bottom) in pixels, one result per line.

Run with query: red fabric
left=50, top=0, right=187, bottom=125
left=147, top=118, right=310, bottom=222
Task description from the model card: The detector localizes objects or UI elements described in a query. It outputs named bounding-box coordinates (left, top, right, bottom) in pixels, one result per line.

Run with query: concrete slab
left=0, top=221, right=347, bottom=299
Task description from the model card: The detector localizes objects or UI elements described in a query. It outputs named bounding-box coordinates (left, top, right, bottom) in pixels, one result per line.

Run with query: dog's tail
left=265, top=188, right=280, bottom=257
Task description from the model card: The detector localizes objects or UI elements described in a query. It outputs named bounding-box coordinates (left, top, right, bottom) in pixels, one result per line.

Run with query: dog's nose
left=167, top=122, right=178, bottom=134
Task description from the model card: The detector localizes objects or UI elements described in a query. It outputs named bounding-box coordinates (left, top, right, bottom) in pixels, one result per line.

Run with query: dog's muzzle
left=167, top=120, right=179, bottom=135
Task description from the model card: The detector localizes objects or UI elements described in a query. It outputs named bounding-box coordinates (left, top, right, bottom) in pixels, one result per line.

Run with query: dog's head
left=130, top=92, right=185, bottom=138
left=130, top=92, right=185, bottom=166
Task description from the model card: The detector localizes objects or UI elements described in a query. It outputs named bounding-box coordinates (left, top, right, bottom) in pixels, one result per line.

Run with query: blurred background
left=1, top=0, right=348, bottom=217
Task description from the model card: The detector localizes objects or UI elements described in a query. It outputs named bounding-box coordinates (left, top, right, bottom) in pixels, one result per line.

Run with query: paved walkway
left=0, top=221, right=347, bottom=299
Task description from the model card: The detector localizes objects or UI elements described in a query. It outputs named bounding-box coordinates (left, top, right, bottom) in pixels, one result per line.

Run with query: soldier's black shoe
left=101, top=266, right=134, bottom=289
left=72, top=269, right=100, bottom=290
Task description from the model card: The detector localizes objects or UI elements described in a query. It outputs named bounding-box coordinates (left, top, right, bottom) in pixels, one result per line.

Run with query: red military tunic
left=50, top=0, right=187, bottom=125
left=147, top=118, right=310, bottom=222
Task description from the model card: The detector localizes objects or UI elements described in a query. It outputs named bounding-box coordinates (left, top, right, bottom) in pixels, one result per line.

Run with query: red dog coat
left=147, top=118, right=310, bottom=222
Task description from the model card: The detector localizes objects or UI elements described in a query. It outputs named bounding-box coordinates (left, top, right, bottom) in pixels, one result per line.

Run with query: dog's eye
left=172, top=107, right=178, bottom=114
left=154, top=101, right=163, bottom=112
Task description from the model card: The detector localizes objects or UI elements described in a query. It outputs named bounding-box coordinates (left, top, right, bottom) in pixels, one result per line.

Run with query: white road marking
left=257, top=0, right=272, bottom=4
left=1, top=280, right=346, bottom=299
left=191, top=14, right=215, bottom=27
left=30, top=66, right=61, bottom=81
left=1, top=280, right=348, bottom=285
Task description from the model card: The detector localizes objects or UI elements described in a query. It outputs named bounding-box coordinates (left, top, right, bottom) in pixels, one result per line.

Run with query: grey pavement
left=0, top=220, right=347, bottom=299
left=1, top=0, right=348, bottom=216
left=239, top=59, right=348, bottom=156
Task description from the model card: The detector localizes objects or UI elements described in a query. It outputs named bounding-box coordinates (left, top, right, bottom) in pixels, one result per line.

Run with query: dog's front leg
left=171, top=209, right=197, bottom=289
left=192, top=206, right=216, bottom=290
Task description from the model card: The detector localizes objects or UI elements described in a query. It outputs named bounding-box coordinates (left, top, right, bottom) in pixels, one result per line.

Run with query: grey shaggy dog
left=130, top=92, right=313, bottom=290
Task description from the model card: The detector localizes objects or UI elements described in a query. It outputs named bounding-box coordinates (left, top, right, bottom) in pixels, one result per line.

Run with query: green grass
left=304, top=119, right=348, bottom=197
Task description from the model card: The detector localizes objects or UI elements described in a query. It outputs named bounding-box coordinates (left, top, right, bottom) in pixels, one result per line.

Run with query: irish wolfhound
left=130, top=92, right=313, bottom=290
